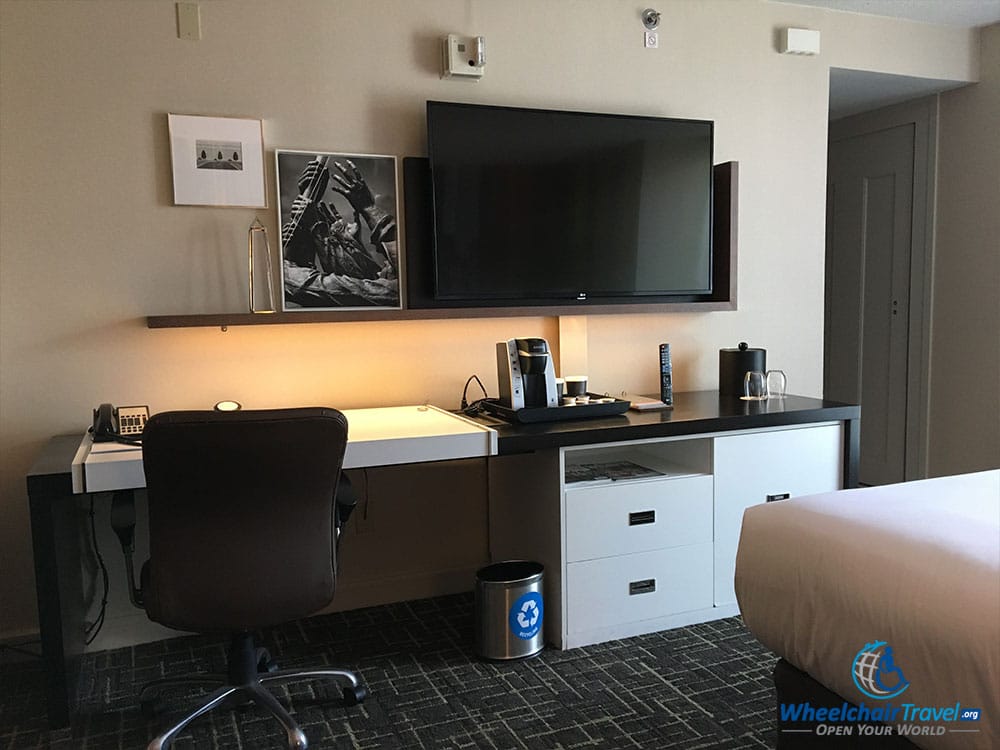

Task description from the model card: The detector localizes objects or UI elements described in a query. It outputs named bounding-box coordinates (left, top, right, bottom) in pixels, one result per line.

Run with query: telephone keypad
left=118, top=406, right=149, bottom=435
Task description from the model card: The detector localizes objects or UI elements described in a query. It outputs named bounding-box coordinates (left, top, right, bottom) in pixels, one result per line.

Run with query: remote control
left=659, top=343, right=673, bottom=406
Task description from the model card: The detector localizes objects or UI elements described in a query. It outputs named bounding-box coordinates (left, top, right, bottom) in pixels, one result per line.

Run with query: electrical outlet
left=644, top=31, right=659, bottom=49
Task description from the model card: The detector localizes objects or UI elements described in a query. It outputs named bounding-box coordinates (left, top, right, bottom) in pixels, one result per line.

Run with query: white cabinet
left=488, top=420, right=845, bottom=650
left=558, top=439, right=715, bottom=647
left=712, top=423, right=843, bottom=605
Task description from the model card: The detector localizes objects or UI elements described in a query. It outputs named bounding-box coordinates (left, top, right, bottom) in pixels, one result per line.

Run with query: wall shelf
left=147, top=160, right=738, bottom=330
left=146, top=299, right=736, bottom=329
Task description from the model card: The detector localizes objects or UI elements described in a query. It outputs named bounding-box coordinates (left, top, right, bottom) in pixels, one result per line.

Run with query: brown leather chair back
left=140, top=408, right=348, bottom=633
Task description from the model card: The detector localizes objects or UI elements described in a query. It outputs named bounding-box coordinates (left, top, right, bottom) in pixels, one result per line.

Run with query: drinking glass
left=766, top=370, right=787, bottom=399
left=742, top=371, right=768, bottom=401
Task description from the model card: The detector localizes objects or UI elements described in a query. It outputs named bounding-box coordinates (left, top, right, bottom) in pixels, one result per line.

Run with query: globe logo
left=852, top=641, right=910, bottom=700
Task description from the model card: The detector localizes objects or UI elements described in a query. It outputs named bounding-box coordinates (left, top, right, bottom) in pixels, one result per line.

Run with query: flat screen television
left=426, top=101, right=714, bottom=306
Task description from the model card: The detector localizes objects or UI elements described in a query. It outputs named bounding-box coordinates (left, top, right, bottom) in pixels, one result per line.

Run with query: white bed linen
left=735, top=470, right=1000, bottom=750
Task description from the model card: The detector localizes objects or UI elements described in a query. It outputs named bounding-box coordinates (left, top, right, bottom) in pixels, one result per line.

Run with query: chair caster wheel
left=140, top=699, right=156, bottom=720
left=288, top=727, right=308, bottom=750
left=343, top=684, right=367, bottom=706
left=256, top=647, right=278, bottom=673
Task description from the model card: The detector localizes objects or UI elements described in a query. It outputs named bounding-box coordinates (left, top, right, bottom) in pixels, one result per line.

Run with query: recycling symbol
left=517, top=600, right=539, bottom=629
left=508, top=592, right=543, bottom=639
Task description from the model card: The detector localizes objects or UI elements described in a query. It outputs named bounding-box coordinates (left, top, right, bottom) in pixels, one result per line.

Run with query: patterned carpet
left=0, top=593, right=778, bottom=749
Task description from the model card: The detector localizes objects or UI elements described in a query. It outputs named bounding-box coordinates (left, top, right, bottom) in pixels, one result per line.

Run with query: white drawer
left=566, top=543, right=714, bottom=633
left=564, top=474, right=713, bottom=563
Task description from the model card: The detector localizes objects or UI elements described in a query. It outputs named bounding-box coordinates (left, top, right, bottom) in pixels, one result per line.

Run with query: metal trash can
left=474, top=560, right=544, bottom=660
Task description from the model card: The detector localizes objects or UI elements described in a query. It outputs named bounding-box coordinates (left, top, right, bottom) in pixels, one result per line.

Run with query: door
left=825, top=124, right=914, bottom=486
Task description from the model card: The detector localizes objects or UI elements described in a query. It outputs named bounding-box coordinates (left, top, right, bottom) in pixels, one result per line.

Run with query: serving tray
left=481, top=395, right=631, bottom=424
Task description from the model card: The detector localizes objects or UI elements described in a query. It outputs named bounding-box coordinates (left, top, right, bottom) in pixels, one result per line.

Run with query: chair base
left=142, top=633, right=366, bottom=750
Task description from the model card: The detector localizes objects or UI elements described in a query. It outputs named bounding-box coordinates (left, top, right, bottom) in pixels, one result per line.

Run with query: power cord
left=87, top=425, right=142, bottom=446
left=460, top=374, right=491, bottom=416
left=84, top=495, right=110, bottom=645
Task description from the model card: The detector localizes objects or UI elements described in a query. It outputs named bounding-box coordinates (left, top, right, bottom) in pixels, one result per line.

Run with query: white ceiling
left=770, top=0, right=1000, bottom=27
left=828, top=69, right=968, bottom=119
left=769, top=1, right=1000, bottom=118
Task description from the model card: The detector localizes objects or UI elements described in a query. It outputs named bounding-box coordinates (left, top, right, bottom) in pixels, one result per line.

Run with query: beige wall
left=0, top=0, right=981, bottom=639
left=929, top=23, right=1000, bottom=476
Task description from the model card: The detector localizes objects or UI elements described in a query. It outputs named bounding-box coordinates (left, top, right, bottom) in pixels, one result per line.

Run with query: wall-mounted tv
left=425, top=101, right=714, bottom=307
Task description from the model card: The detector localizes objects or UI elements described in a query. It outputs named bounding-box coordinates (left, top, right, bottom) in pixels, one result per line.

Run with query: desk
left=27, top=393, right=858, bottom=726
left=27, top=405, right=496, bottom=726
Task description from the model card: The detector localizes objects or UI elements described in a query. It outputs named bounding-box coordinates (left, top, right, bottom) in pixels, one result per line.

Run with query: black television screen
left=426, top=101, right=713, bottom=304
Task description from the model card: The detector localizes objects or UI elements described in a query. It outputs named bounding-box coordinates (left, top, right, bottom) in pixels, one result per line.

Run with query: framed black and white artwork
left=275, top=150, right=400, bottom=310
left=167, top=114, right=266, bottom=207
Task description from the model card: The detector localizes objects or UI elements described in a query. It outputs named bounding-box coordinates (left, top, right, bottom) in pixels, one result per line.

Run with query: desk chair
left=113, top=407, right=366, bottom=750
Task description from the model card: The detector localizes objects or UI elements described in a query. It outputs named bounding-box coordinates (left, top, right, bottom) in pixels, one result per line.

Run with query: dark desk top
left=478, top=390, right=859, bottom=454
left=26, top=434, right=81, bottom=497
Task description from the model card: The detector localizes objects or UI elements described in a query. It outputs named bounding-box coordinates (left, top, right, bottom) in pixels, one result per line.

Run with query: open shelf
left=146, top=160, right=737, bottom=329
left=562, top=439, right=713, bottom=489
left=146, top=299, right=736, bottom=329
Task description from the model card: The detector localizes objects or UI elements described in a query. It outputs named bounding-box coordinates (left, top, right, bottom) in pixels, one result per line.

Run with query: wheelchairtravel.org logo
left=852, top=640, right=909, bottom=699
left=778, top=640, right=983, bottom=741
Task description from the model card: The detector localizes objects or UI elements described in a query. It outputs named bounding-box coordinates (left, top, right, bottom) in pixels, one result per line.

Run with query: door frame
left=827, top=96, right=937, bottom=480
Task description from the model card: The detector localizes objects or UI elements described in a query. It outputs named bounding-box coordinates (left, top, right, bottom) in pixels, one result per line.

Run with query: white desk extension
left=71, top=405, right=497, bottom=494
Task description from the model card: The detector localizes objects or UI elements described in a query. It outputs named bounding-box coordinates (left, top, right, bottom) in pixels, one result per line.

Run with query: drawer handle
left=629, top=578, right=656, bottom=596
left=629, top=510, right=656, bottom=526
left=766, top=493, right=791, bottom=503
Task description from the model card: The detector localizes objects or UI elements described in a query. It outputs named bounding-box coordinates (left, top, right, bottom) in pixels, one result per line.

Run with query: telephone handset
left=91, top=403, right=149, bottom=444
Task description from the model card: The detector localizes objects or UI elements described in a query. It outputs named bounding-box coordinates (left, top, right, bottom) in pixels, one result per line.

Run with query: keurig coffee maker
left=496, top=338, right=559, bottom=410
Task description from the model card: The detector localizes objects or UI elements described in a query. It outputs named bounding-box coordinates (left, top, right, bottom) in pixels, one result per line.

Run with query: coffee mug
left=564, top=375, right=588, bottom=397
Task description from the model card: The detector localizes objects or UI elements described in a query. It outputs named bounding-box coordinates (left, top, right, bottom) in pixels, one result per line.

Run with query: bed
left=735, top=470, right=999, bottom=750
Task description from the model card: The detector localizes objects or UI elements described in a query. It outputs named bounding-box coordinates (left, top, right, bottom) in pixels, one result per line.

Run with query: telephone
left=91, top=403, right=149, bottom=444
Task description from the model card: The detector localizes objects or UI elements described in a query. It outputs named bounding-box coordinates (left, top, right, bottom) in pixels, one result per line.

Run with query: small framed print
left=167, top=114, right=266, bottom=207
left=276, top=150, right=400, bottom=310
